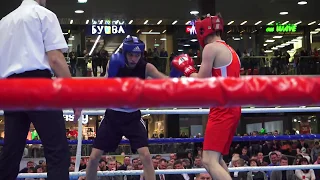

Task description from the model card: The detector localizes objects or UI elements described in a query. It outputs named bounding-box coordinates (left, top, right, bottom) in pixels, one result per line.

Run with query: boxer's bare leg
left=137, top=147, right=156, bottom=180
left=202, top=150, right=232, bottom=180
left=219, top=155, right=229, bottom=172
left=86, top=148, right=104, bottom=180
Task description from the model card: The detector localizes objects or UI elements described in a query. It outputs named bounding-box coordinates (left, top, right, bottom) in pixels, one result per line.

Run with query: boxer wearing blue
left=86, top=36, right=173, bottom=180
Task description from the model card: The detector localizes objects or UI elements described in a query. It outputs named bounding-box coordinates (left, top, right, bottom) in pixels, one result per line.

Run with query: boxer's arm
left=145, top=63, right=168, bottom=79
left=190, top=43, right=216, bottom=78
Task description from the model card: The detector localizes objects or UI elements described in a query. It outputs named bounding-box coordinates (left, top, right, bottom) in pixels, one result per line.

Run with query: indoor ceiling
left=1, top=0, right=319, bottom=26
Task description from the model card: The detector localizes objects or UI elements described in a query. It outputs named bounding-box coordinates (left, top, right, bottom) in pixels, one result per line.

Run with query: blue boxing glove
left=169, top=63, right=184, bottom=77
left=108, top=53, right=126, bottom=77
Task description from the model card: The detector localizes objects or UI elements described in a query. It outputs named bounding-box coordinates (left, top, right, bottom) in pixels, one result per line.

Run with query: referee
left=0, top=0, right=81, bottom=180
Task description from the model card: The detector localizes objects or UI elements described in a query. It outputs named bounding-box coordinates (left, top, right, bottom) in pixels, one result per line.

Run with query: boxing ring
left=0, top=77, right=320, bottom=178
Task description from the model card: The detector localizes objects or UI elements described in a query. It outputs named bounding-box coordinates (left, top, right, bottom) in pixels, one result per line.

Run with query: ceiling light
left=178, top=49, right=183, bottom=52
left=280, top=12, right=288, bottom=15
left=265, top=50, right=273, bottom=53
left=184, top=44, right=190, bottom=47
left=190, top=39, right=198, bottom=42
left=294, top=21, right=302, bottom=25
left=160, top=38, right=166, bottom=41
left=266, top=39, right=275, bottom=43
left=144, top=20, right=149, bottom=25
left=271, top=47, right=278, bottom=50
left=240, top=21, right=247, bottom=25
left=149, top=29, right=153, bottom=32
left=190, top=11, right=199, bottom=15
left=287, top=50, right=295, bottom=53
left=186, top=21, right=191, bottom=25
left=277, top=45, right=285, bottom=48
left=267, top=21, right=275, bottom=25
left=162, top=30, right=166, bottom=33
left=254, top=21, right=262, bottom=25
left=311, top=31, right=319, bottom=34
left=75, top=10, right=84, bottom=14
left=282, top=21, right=289, bottom=25
left=136, top=29, right=140, bottom=33
left=78, top=0, right=87, bottom=3
left=141, top=32, right=160, bottom=35
left=308, top=21, right=316, bottom=25
left=234, top=38, right=241, bottom=41
left=264, top=44, right=267, bottom=46
left=85, top=20, right=89, bottom=24
left=298, top=1, right=307, bottom=5
left=157, top=20, right=162, bottom=25
left=172, top=20, right=178, bottom=25
left=283, top=43, right=290, bottom=46
left=227, top=21, right=234, bottom=25
left=273, top=36, right=283, bottom=39
left=70, top=20, right=73, bottom=24
left=128, top=20, right=133, bottom=24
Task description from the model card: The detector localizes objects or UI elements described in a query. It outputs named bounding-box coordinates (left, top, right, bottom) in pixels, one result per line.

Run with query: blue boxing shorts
left=93, top=109, right=148, bottom=153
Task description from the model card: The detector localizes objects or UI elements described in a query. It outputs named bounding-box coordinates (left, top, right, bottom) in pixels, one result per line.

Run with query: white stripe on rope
left=0, top=107, right=319, bottom=116
left=17, top=165, right=320, bottom=178
left=74, top=114, right=83, bottom=172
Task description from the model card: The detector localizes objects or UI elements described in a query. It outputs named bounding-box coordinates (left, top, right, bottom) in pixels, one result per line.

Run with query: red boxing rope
left=0, top=77, right=319, bottom=110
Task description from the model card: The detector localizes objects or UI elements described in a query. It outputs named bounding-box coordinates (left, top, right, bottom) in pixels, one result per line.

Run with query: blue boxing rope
left=17, top=165, right=320, bottom=178
left=2, top=134, right=320, bottom=145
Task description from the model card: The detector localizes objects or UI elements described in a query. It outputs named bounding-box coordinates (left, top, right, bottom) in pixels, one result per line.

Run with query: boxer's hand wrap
left=108, top=53, right=126, bottom=77
left=172, top=54, right=197, bottom=77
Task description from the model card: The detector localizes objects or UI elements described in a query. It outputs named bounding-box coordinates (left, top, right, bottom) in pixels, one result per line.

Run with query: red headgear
left=195, top=15, right=224, bottom=48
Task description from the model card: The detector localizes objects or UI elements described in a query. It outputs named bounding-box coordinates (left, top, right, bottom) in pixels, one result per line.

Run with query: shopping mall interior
left=1, top=0, right=320, bottom=177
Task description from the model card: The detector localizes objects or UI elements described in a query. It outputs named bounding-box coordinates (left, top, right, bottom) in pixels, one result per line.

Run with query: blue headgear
left=122, top=36, right=145, bottom=55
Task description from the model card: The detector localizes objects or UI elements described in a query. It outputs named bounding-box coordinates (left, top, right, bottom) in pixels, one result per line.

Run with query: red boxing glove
left=172, top=54, right=197, bottom=77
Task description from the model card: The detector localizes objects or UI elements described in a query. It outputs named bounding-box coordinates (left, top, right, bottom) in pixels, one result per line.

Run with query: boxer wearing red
left=172, top=13, right=241, bottom=180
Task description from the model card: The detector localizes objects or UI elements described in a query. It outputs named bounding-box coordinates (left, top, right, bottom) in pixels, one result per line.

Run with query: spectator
left=195, top=173, right=212, bottom=180
left=267, top=152, right=280, bottom=179
left=79, top=158, right=87, bottom=171
left=310, top=141, right=320, bottom=163
left=119, top=156, right=131, bottom=170
left=240, top=147, right=250, bottom=164
left=193, top=156, right=202, bottom=168
left=182, top=159, right=191, bottom=169
left=300, top=147, right=311, bottom=163
left=295, top=158, right=315, bottom=180
left=246, top=159, right=267, bottom=180
left=168, top=160, right=194, bottom=180
left=314, top=154, right=320, bottom=179
left=105, top=160, right=122, bottom=180
left=152, top=157, right=159, bottom=169
left=157, top=159, right=168, bottom=180
left=99, top=160, right=107, bottom=171
left=69, top=162, right=75, bottom=172
left=297, top=140, right=309, bottom=154
left=270, top=156, right=296, bottom=180
left=257, top=152, right=268, bottom=166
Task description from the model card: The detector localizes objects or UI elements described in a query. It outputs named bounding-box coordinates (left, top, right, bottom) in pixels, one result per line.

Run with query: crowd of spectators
left=19, top=129, right=320, bottom=180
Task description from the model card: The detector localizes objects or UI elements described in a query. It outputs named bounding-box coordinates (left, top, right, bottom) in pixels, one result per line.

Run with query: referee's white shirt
left=0, top=0, right=68, bottom=78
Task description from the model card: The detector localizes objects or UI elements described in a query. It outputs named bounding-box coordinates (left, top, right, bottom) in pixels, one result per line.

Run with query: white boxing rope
left=1, top=107, right=320, bottom=116
left=74, top=114, right=83, bottom=172
left=17, top=165, right=320, bottom=178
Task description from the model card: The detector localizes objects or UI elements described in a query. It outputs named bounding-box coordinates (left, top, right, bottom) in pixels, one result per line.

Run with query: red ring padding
left=0, top=77, right=319, bottom=110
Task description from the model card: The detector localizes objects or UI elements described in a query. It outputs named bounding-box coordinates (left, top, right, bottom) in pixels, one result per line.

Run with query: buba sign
left=91, top=25, right=126, bottom=35
left=266, top=23, right=297, bottom=33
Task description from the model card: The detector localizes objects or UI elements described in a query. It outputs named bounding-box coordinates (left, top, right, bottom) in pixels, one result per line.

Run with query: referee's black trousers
left=0, top=70, right=70, bottom=180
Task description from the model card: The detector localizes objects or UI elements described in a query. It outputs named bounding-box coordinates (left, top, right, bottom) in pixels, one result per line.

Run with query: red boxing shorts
left=203, top=107, right=241, bottom=155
